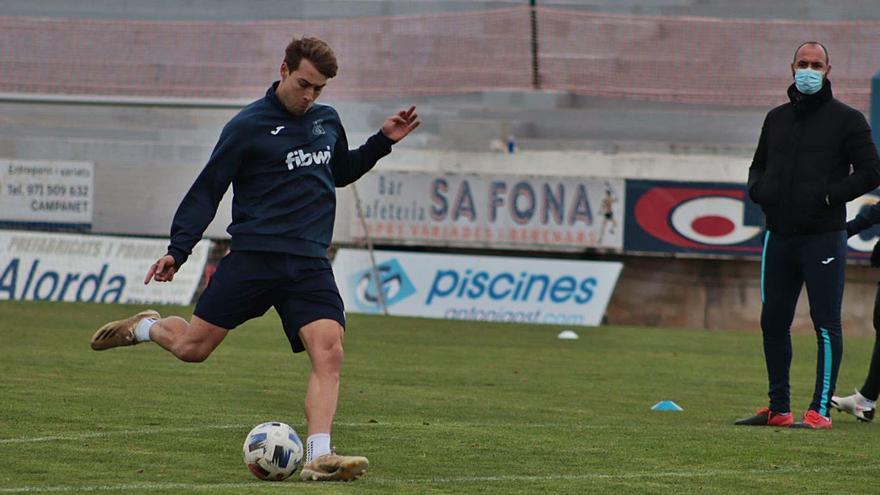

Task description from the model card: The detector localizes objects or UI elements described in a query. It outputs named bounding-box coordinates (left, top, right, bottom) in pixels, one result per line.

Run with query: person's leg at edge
left=859, top=283, right=880, bottom=401
left=147, top=315, right=228, bottom=363
left=830, top=283, right=880, bottom=422
left=299, top=318, right=344, bottom=462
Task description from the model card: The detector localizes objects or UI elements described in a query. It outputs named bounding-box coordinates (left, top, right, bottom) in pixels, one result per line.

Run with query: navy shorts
left=194, top=250, right=345, bottom=353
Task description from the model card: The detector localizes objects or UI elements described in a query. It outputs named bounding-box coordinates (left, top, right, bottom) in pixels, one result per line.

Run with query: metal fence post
left=530, top=0, right=540, bottom=90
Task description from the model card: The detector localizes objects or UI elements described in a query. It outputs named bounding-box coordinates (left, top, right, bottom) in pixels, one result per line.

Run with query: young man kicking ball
left=90, top=36, right=419, bottom=481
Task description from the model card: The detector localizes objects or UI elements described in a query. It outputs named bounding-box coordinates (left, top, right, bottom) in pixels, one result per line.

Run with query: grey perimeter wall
left=4, top=98, right=878, bottom=337
left=0, top=99, right=753, bottom=239
left=610, top=258, right=878, bottom=338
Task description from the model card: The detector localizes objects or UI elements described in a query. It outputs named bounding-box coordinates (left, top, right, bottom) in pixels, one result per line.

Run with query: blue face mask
left=795, top=68, right=824, bottom=95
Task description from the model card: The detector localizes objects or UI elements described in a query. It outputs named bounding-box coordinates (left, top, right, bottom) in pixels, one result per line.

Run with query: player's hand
left=145, top=254, right=178, bottom=284
left=872, top=240, right=880, bottom=268
left=380, top=106, right=420, bottom=143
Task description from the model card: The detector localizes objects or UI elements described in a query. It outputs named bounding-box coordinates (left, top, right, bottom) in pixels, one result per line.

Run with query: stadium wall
left=608, top=257, right=878, bottom=338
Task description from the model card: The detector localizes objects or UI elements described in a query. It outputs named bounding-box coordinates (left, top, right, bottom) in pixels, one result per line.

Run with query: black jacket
left=748, top=80, right=880, bottom=235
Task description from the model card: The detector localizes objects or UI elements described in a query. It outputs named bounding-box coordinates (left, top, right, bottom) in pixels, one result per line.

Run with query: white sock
left=134, top=317, right=157, bottom=342
left=306, top=433, right=331, bottom=464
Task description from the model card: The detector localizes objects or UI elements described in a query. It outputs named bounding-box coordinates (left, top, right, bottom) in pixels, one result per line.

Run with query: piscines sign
left=333, top=249, right=623, bottom=326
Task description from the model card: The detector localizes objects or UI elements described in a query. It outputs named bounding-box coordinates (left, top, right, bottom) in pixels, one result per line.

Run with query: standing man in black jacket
left=736, top=41, right=880, bottom=429
left=88, top=37, right=420, bottom=480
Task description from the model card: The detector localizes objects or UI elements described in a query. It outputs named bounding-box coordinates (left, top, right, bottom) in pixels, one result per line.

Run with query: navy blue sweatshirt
left=167, top=82, right=394, bottom=266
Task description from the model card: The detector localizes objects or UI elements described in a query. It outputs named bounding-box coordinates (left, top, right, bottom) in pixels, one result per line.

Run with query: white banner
left=0, top=159, right=94, bottom=227
left=351, top=171, right=624, bottom=250
left=334, top=248, right=623, bottom=326
left=0, top=230, right=210, bottom=305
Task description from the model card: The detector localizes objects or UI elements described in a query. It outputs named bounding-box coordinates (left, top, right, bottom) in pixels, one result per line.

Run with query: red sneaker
left=791, top=409, right=832, bottom=429
left=734, top=407, right=793, bottom=427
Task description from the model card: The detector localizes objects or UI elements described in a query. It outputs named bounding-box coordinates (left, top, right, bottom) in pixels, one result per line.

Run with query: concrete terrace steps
left=3, top=0, right=880, bottom=21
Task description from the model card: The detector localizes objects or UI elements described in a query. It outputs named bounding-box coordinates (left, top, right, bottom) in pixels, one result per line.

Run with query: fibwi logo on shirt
left=286, top=146, right=332, bottom=170
left=351, top=258, right=416, bottom=312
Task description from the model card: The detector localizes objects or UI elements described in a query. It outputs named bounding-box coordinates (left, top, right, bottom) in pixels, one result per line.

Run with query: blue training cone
left=651, top=400, right=684, bottom=411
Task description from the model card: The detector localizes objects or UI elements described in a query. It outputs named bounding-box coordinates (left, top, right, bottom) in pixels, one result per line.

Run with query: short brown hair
left=284, top=37, right=338, bottom=78
left=793, top=41, right=830, bottom=65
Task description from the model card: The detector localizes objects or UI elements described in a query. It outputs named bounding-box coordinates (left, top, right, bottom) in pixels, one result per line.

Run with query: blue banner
left=624, top=179, right=880, bottom=259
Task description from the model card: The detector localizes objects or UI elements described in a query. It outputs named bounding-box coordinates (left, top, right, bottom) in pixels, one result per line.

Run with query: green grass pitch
left=1, top=300, right=879, bottom=494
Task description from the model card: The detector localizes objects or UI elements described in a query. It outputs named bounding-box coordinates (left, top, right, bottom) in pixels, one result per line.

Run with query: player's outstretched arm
left=331, top=105, right=420, bottom=187
left=144, top=254, right=179, bottom=284
left=380, top=105, right=420, bottom=143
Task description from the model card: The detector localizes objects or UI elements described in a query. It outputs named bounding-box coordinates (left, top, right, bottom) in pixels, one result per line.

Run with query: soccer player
left=735, top=41, right=880, bottom=429
left=832, top=208, right=880, bottom=422
left=89, top=36, right=420, bottom=481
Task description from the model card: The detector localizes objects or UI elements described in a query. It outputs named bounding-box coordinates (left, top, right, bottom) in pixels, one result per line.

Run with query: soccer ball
left=242, top=422, right=304, bottom=481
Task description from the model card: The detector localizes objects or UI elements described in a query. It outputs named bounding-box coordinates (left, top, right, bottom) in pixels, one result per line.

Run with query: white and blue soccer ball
left=242, top=422, right=304, bottom=481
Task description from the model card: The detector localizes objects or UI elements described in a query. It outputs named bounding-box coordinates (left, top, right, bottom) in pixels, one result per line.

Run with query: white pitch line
left=0, top=422, right=606, bottom=445
left=2, top=465, right=879, bottom=493
left=0, top=424, right=250, bottom=445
